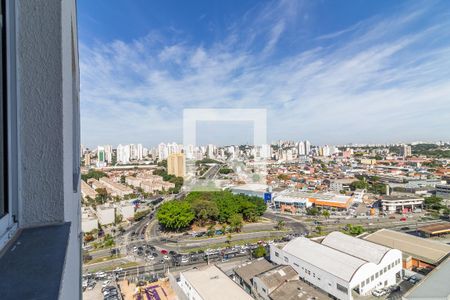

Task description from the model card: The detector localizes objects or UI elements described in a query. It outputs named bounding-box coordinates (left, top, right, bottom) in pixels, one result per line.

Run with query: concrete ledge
left=0, top=223, right=71, bottom=300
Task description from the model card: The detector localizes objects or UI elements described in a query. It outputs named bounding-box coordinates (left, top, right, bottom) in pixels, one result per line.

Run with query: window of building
left=375, top=272, right=379, bottom=278
left=380, top=269, right=383, bottom=275
left=262, top=288, right=267, bottom=294
left=384, top=267, right=387, bottom=273
left=388, top=264, right=391, bottom=270
left=313, top=273, right=315, bottom=278
left=336, top=283, right=348, bottom=293
left=0, top=0, right=7, bottom=220
left=361, top=281, right=365, bottom=287
left=275, top=252, right=279, bottom=257
left=366, top=278, right=369, bottom=284
left=294, top=263, right=299, bottom=267
left=371, top=275, right=374, bottom=281
left=284, top=256, right=289, bottom=263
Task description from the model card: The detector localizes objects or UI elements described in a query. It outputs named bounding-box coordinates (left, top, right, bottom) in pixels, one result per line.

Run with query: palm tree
left=276, top=220, right=285, bottom=230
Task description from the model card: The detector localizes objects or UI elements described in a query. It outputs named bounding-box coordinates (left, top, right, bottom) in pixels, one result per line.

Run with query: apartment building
left=0, top=1, right=81, bottom=299
left=81, top=179, right=98, bottom=200
left=168, top=153, right=186, bottom=177
left=99, top=176, right=134, bottom=197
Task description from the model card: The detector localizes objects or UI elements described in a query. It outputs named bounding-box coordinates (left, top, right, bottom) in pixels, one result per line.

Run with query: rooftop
left=418, top=223, right=450, bottom=235
left=321, top=231, right=391, bottom=264
left=404, top=256, right=450, bottom=300
left=234, top=258, right=274, bottom=287
left=256, top=265, right=298, bottom=291
left=269, top=280, right=329, bottom=300
left=282, top=237, right=366, bottom=281
left=181, top=265, right=253, bottom=300
left=364, top=229, right=450, bottom=265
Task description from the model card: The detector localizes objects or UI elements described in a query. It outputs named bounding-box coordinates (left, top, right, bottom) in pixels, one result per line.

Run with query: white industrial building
left=117, top=201, right=135, bottom=220
left=96, top=205, right=115, bottom=225
left=381, top=195, right=424, bottom=214
left=179, top=265, right=253, bottom=300
left=81, top=207, right=98, bottom=233
left=270, top=232, right=402, bottom=300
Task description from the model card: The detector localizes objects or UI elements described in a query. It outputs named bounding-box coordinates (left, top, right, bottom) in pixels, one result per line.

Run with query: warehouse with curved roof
left=270, top=233, right=402, bottom=300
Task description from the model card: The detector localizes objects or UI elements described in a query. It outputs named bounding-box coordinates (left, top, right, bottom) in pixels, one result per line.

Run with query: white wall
left=270, top=245, right=351, bottom=300
left=179, top=272, right=203, bottom=300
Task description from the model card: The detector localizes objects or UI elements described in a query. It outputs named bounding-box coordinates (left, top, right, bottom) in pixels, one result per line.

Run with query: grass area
left=85, top=254, right=123, bottom=265
left=89, top=261, right=140, bottom=273
left=187, top=229, right=288, bottom=241
left=183, top=235, right=283, bottom=254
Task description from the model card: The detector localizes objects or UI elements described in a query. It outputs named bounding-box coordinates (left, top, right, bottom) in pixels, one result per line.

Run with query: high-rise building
left=137, top=143, right=143, bottom=160
left=104, top=145, right=113, bottom=163
left=168, top=153, right=186, bottom=178
left=207, top=144, right=215, bottom=158
left=97, top=146, right=106, bottom=167
left=298, top=141, right=306, bottom=156
left=158, top=143, right=168, bottom=160
left=400, top=144, right=412, bottom=158
left=84, top=153, right=91, bottom=166
left=304, top=140, right=311, bottom=155
left=117, top=144, right=130, bottom=164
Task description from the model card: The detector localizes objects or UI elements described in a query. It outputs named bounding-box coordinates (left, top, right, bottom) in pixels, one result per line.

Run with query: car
left=389, top=215, right=396, bottom=219
left=181, top=256, right=189, bottom=263
left=372, top=289, right=386, bottom=297
left=163, top=255, right=170, bottom=260
left=114, top=267, right=123, bottom=273
left=390, top=285, right=401, bottom=292
left=152, top=252, right=158, bottom=257
left=102, top=286, right=116, bottom=293
left=160, top=249, right=168, bottom=255
left=87, top=282, right=96, bottom=290
left=400, top=217, right=407, bottom=221
left=102, top=280, right=111, bottom=288
left=148, top=255, right=155, bottom=260
left=409, top=275, right=419, bottom=284
left=169, top=250, right=177, bottom=256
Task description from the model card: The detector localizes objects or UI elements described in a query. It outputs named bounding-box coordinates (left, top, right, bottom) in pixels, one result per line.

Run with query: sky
left=78, top=0, right=450, bottom=148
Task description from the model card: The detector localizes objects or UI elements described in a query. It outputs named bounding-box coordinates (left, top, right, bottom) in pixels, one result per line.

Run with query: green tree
left=157, top=201, right=195, bottom=231
left=115, top=214, right=123, bottom=225
left=306, top=207, right=319, bottom=216
left=81, top=169, right=107, bottom=181
left=276, top=220, right=285, bottom=230
left=322, top=210, right=330, bottom=219
left=191, top=199, right=219, bottom=225
left=229, top=214, right=244, bottom=232
left=345, top=224, right=365, bottom=236
left=95, top=188, right=108, bottom=204
left=253, top=245, right=267, bottom=258
left=424, top=196, right=444, bottom=210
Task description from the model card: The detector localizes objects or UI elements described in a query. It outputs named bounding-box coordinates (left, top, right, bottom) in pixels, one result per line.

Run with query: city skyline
left=79, top=1, right=450, bottom=147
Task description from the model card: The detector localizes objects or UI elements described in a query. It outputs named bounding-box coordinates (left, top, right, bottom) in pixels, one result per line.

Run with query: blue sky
left=78, top=0, right=450, bottom=148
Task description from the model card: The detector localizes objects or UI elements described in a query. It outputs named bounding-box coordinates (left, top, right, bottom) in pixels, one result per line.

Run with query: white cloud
left=80, top=3, right=450, bottom=147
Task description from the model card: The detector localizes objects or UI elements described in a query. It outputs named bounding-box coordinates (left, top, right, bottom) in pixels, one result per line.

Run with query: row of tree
left=156, top=191, right=267, bottom=231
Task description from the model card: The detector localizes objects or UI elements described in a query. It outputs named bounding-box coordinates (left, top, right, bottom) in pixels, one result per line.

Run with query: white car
left=181, top=256, right=189, bottom=263
left=372, top=289, right=386, bottom=297
left=148, top=255, right=155, bottom=260
left=163, top=255, right=170, bottom=260
left=102, top=280, right=111, bottom=288
left=96, top=272, right=107, bottom=279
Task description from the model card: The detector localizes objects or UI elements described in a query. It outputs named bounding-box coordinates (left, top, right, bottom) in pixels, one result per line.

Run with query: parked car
left=400, top=217, right=407, bottom=221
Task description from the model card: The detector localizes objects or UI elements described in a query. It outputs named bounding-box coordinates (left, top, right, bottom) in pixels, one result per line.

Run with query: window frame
left=0, top=0, right=18, bottom=250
